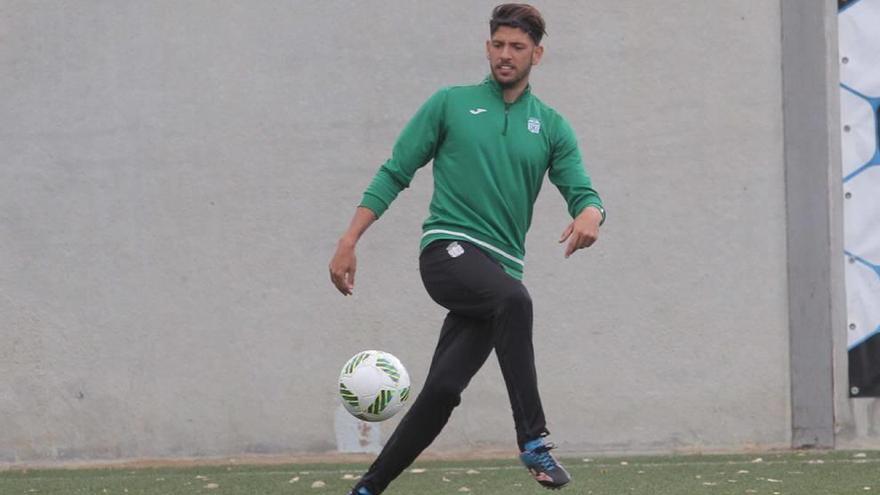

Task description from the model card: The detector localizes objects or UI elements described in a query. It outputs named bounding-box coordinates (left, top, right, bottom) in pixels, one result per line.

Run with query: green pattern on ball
left=367, top=389, right=393, bottom=415
left=399, top=386, right=410, bottom=403
left=375, top=357, right=400, bottom=384
left=339, top=382, right=360, bottom=410
left=344, top=352, right=370, bottom=375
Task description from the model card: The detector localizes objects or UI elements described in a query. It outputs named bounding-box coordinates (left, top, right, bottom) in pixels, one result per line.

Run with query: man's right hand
left=329, top=207, right=377, bottom=296
left=329, top=238, right=357, bottom=296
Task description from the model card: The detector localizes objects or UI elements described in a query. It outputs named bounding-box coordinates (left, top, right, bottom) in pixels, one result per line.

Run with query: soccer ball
left=338, top=350, right=411, bottom=422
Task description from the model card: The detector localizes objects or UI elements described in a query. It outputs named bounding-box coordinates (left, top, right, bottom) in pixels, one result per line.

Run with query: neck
left=499, top=77, right=530, bottom=103
left=502, top=80, right=529, bottom=103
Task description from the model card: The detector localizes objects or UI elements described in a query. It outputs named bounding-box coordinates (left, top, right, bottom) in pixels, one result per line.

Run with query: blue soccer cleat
left=519, top=440, right=571, bottom=489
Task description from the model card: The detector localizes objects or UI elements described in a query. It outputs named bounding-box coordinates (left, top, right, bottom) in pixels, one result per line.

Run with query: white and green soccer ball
left=338, top=350, right=411, bottom=422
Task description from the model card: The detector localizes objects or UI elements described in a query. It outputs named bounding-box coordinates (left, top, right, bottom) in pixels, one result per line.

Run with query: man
left=329, top=4, right=605, bottom=494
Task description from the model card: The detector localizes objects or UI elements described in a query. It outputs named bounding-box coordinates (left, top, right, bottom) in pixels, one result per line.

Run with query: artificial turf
left=2, top=450, right=879, bottom=494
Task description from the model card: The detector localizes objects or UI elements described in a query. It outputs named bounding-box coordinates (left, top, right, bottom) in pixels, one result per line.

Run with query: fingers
left=563, top=230, right=598, bottom=258
left=336, top=274, right=353, bottom=295
left=564, top=236, right=577, bottom=258
left=329, top=263, right=355, bottom=296
left=559, top=222, right=574, bottom=243
left=329, top=268, right=347, bottom=295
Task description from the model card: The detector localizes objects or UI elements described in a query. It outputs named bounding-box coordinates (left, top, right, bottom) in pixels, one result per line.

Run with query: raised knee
left=422, top=382, right=462, bottom=408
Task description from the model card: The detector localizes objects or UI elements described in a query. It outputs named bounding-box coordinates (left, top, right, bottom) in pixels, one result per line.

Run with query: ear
left=531, top=45, right=544, bottom=65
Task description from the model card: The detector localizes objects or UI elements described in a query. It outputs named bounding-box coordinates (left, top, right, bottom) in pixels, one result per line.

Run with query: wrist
left=338, top=234, right=358, bottom=249
left=584, top=204, right=605, bottom=225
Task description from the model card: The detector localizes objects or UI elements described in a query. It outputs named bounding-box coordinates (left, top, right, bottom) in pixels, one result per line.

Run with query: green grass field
left=2, top=450, right=879, bottom=495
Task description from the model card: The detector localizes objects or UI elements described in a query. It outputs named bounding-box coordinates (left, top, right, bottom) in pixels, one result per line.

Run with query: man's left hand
left=558, top=206, right=602, bottom=258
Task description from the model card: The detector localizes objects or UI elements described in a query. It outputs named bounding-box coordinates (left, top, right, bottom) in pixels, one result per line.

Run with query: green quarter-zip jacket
left=360, top=76, right=604, bottom=279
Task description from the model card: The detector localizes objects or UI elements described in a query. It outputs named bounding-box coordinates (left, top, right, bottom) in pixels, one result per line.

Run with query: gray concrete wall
left=1, top=1, right=792, bottom=463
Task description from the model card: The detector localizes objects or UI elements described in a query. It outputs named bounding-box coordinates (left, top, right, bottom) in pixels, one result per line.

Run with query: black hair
left=490, top=3, right=547, bottom=45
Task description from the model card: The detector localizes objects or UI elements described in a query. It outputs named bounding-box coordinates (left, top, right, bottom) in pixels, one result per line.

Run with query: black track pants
left=358, top=240, right=549, bottom=494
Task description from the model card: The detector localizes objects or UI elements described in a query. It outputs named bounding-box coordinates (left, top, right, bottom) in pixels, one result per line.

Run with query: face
left=486, top=25, right=544, bottom=89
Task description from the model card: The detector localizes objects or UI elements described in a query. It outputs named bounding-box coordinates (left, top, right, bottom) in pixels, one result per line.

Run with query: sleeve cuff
left=358, top=193, right=388, bottom=219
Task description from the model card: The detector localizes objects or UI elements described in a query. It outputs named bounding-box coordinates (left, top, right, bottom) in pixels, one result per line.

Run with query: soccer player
left=329, top=4, right=605, bottom=493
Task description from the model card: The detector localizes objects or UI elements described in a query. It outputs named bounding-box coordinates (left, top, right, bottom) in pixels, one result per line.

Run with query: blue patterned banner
left=840, top=0, right=880, bottom=397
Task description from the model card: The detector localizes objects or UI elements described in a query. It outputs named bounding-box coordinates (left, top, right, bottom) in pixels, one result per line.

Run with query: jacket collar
left=482, top=75, right=531, bottom=103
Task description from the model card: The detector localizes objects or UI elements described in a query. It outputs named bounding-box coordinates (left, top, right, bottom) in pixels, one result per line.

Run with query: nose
left=500, top=45, right=512, bottom=60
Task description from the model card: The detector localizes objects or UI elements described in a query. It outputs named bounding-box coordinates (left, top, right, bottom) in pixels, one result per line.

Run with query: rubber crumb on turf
left=289, top=476, right=300, bottom=483
left=311, top=480, right=326, bottom=488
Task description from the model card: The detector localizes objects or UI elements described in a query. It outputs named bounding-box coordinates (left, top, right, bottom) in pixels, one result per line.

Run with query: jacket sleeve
left=359, top=88, right=448, bottom=218
left=547, top=115, right=605, bottom=224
